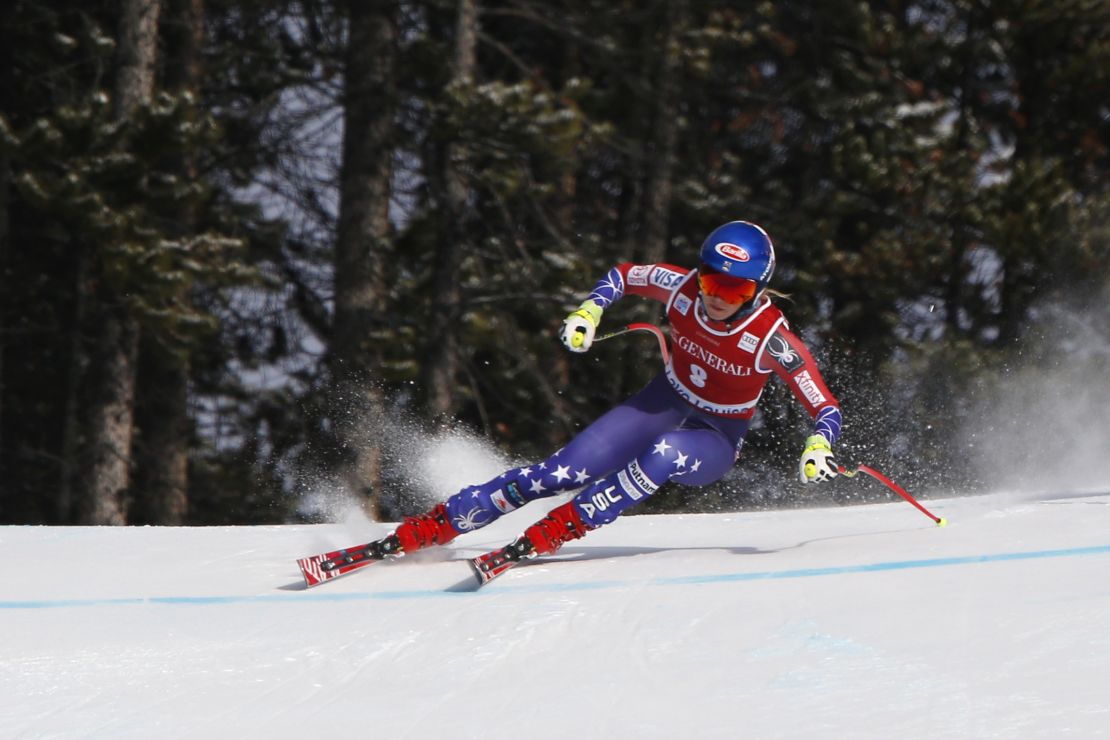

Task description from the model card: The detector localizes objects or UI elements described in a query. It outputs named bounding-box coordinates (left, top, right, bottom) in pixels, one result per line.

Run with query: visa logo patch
left=649, top=267, right=684, bottom=289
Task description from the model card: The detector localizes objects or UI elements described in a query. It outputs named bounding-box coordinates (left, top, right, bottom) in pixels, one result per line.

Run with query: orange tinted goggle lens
left=697, top=270, right=758, bottom=304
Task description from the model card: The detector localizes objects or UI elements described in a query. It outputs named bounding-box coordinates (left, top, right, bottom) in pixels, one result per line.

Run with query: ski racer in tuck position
left=381, top=220, right=842, bottom=564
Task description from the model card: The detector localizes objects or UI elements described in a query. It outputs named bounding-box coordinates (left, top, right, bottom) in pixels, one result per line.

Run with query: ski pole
left=595, top=322, right=671, bottom=364
left=838, top=464, right=948, bottom=527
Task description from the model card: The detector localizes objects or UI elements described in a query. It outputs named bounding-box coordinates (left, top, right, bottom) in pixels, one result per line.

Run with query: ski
left=296, top=535, right=401, bottom=588
left=299, top=531, right=544, bottom=590
left=467, top=537, right=536, bottom=588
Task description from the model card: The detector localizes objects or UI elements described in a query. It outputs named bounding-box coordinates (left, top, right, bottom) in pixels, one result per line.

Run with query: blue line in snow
left=648, top=544, right=1110, bottom=587
left=3, top=543, right=1109, bottom=609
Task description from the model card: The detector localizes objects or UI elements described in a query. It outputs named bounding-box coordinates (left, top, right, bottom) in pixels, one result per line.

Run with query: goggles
left=697, top=265, right=759, bottom=304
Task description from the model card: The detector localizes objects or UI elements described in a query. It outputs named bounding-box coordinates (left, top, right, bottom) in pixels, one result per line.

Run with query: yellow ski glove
left=559, top=300, right=604, bottom=353
left=799, top=434, right=838, bottom=483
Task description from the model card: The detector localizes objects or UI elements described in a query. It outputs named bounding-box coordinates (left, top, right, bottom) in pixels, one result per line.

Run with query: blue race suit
left=443, top=261, right=842, bottom=533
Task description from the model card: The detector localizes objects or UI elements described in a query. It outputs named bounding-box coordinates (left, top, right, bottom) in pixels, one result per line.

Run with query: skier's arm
left=560, top=263, right=689, bottom=352
left=588, top=263, right=690, bottom=307
left=760, top=324, right=843, bottom=482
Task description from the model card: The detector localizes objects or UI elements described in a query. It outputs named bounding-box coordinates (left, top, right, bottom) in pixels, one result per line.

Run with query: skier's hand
left=559, top=300, right=604, bottom=353
left=799, top=434, right=838, bottom=483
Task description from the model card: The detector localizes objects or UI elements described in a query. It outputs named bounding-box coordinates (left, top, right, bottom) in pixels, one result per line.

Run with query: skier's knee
left=574, top=458, right=663, bottom=527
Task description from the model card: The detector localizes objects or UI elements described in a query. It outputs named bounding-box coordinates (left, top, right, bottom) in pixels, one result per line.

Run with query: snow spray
left=961, top=287, right=1110, bottom=497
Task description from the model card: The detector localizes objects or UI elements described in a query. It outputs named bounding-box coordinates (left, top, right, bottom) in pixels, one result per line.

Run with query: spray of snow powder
left=962, top=287, right=1110, bottom=496
left=295, top=406, right=522, bottom=534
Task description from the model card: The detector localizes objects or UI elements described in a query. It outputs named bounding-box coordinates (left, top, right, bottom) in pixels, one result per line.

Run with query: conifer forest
left=1, top=0, right=1106, bottom=525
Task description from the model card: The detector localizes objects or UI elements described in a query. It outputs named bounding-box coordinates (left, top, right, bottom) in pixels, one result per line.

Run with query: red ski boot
left=297, top=503, right=460, bottom=587
left=390, top=502, right=459, bottom=554
left=469, top=501, right=591, bottom=585
left=522, top=500, right=590, bottom=556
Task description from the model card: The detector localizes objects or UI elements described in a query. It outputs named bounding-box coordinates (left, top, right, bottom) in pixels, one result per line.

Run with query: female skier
left=376, top=220, right=841, bottom=564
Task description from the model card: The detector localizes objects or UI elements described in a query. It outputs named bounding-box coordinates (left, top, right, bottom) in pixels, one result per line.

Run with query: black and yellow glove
left=558, top=300, right=604, bottom=353
left=799, top=434, right=838, bottom=483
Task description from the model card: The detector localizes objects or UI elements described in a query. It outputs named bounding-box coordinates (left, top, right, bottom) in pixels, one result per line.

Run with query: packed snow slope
left=3, top=488, right=1110, bottom=740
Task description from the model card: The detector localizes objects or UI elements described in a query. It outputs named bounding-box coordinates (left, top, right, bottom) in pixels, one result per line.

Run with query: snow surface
left=3, top=489, right=1110, bottom=740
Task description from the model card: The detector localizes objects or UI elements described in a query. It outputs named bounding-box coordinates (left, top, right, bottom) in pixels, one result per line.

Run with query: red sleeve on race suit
left=587, top=263, right=691, bottom=308
left=760, top=323, right=842, bottom=441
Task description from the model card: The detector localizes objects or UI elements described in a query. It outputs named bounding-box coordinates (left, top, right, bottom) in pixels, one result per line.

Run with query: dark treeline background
left=0, top=0, right=1106, bottom=525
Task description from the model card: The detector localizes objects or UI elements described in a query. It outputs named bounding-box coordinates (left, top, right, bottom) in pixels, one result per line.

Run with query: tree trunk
left=637, top=0, right=683, bottom=267
left=329, top=0, right=397, bottom=520
left=131, top=0, right=201, bottom=525
left=422, top=0, right=478, bottom=421
left=622, top=1, right=684, bottom=396
left=132, top=344, right=189, bottom=524
left=74, top=305, right=141, bottom=525
left=0, top=150, right=8, bottom=489
left=114, top=0, right=162, bottom=119
left=58, top=247, right=88, bottom=523
left=73, top=0, right=162, bottom=524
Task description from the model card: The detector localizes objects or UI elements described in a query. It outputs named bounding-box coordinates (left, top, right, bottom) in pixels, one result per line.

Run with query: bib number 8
left=689, top=364, right=708, bottom=388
